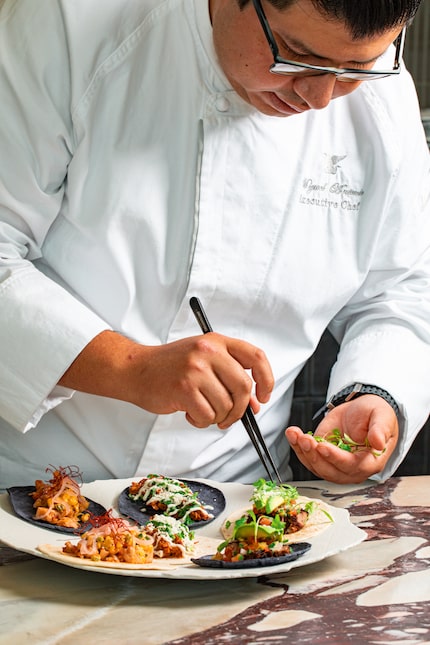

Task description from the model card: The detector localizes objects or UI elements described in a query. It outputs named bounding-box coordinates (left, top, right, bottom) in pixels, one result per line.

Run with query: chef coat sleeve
left=327, top=82, right=430, bottom=481
left=0, top=2, right=111, bottom=431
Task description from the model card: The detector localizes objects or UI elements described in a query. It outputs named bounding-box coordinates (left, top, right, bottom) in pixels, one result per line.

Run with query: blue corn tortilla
left=7, top=485, right=107, bottom=534
left=191, top=541, right=311, bottom=569
left=118, top=478, right=226, bottom=528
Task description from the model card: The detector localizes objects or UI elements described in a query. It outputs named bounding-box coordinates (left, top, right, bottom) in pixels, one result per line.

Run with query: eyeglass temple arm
left=394, top=27, right=406, bottom=69
left=251, top=0, right=280, bottom=58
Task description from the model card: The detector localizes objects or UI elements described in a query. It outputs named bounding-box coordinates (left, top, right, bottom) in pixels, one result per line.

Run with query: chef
left=1, top=0, right=429, bottom=487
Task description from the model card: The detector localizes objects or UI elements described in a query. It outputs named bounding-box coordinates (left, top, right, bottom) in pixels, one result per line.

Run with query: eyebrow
left=281, top=34, right=385, bottom=66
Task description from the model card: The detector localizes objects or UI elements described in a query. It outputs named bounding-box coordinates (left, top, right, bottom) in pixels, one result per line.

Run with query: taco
left=221, top=479, right=333, bottom=544
left=121, top=474, right=225, bottom=527
left=8, top=465, right=106, bottom=532
left=37, top=510, right=218, bottom=570
left=127, top=474, right=213, bottom=522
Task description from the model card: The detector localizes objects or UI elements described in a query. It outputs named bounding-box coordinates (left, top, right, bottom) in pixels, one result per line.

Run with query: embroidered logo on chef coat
left=298, top=152, right=364, bottom=212
left=324, top=153, right=347, bottom=174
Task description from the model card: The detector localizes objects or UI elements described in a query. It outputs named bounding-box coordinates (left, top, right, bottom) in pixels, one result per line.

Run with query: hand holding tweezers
left=189, top=296, right=282, bottom=484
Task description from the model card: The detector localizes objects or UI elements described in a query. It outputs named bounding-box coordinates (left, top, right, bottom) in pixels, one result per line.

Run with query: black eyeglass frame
left=252, top=0, right=406, bottom=81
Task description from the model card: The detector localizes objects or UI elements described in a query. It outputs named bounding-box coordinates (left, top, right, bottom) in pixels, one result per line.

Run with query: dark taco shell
left=191, top=541, right=312, bottom=569
left=7, top=485, right=107, bottom=534
left=118, top=478, right=226, bottom=528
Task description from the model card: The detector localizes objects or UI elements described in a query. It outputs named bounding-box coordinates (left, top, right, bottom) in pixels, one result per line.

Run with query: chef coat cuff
left=23, top=385, right=75, bottom=432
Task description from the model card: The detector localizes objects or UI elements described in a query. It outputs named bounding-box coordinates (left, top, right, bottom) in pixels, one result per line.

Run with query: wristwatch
left=312, top=382, right=400, bottom=428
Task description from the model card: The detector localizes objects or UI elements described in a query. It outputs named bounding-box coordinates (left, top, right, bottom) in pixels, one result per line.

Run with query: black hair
left=238, top=0, right=422, bottom=37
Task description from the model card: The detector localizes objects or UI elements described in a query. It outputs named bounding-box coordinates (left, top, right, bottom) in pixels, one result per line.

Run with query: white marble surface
left=1, top=476, right=430, bottom=645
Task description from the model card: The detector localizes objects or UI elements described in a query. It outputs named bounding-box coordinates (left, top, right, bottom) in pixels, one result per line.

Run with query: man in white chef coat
left=0, top=0, right=429, bottom=488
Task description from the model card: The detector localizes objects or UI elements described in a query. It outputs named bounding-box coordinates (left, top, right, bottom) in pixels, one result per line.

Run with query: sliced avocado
left=265, top=494, right=285, bottom=514
left=234, top=522, right=282, bottom=540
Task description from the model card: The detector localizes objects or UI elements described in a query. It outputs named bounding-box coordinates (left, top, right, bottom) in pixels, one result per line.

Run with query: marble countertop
left=1, top=475, right=430, bottom=644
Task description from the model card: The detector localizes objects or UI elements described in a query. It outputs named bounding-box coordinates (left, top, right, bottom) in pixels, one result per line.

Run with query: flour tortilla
left=37, top=535, right=219, bottom=570
left=221, top=496, right=333, bottom=543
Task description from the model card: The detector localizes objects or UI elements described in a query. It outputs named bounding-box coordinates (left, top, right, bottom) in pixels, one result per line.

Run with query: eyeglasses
left=252, top=0, right=406, bottom=82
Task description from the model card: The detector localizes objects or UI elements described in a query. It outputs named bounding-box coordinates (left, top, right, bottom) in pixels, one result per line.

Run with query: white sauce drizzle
left=129, top=476, right=214, bottom=522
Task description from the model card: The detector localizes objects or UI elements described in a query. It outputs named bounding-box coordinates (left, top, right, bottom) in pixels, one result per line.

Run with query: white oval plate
left=0, top=477, right=366, bottom=580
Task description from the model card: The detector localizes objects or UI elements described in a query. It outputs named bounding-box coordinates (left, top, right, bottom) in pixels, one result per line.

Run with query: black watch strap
left=312, top=383, right=400, bottom=429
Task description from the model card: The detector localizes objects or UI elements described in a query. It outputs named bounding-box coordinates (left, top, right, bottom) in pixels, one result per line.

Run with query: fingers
left=285, top=425, right=393, bottom=484
left=366, top=408, right=398, bottom=452
left=227, top=340, right=274, bottom=404
left=314, top=438, right=388, bottom=483
left=203, top=334, right=274, bottom=427
left=318, top=396, right=397, bottom=449
left=184, top=363, right=251, bottom=429
left=184, top=335, right=255, bottom=428
left=146, top=333, right=273, bottom=430
left=183, top=379, right=235, bottom=429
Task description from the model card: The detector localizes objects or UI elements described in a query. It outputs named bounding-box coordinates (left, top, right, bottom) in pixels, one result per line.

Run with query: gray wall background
left=404, top=0, right=430, bottom=109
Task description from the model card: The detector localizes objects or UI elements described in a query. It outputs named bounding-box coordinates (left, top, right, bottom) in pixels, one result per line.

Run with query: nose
left=292, top=73, right=359, bottom=110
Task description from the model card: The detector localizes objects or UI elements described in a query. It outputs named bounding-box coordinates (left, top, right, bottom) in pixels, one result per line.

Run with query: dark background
left=404, top=0, right=430, bottom=111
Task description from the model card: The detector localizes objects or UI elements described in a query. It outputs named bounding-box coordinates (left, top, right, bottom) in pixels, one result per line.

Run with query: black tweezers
left=189, top=296, right=283, bottom=485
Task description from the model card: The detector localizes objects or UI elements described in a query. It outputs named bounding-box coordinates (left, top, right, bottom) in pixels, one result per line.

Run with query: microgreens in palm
left=308, top=428, right=386, bottom=456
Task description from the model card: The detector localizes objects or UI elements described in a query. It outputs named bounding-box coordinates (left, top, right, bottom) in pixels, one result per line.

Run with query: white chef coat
left=1, top=0, right=430, bottom=488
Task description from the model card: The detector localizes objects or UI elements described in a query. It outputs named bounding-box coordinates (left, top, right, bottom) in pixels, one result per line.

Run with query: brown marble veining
left=165, top=477, right=430, bottom=645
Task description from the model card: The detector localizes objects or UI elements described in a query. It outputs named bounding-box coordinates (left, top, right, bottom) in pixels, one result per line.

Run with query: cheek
left=218, top=36, right=277, bottom=90
left=240, top=65, right=270, bottom=88
left=236, top=62, right=294, bottom=93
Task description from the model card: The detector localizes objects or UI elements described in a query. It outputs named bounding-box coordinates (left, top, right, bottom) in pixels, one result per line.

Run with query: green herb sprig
left=308, top=428, right=385, bottom=457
